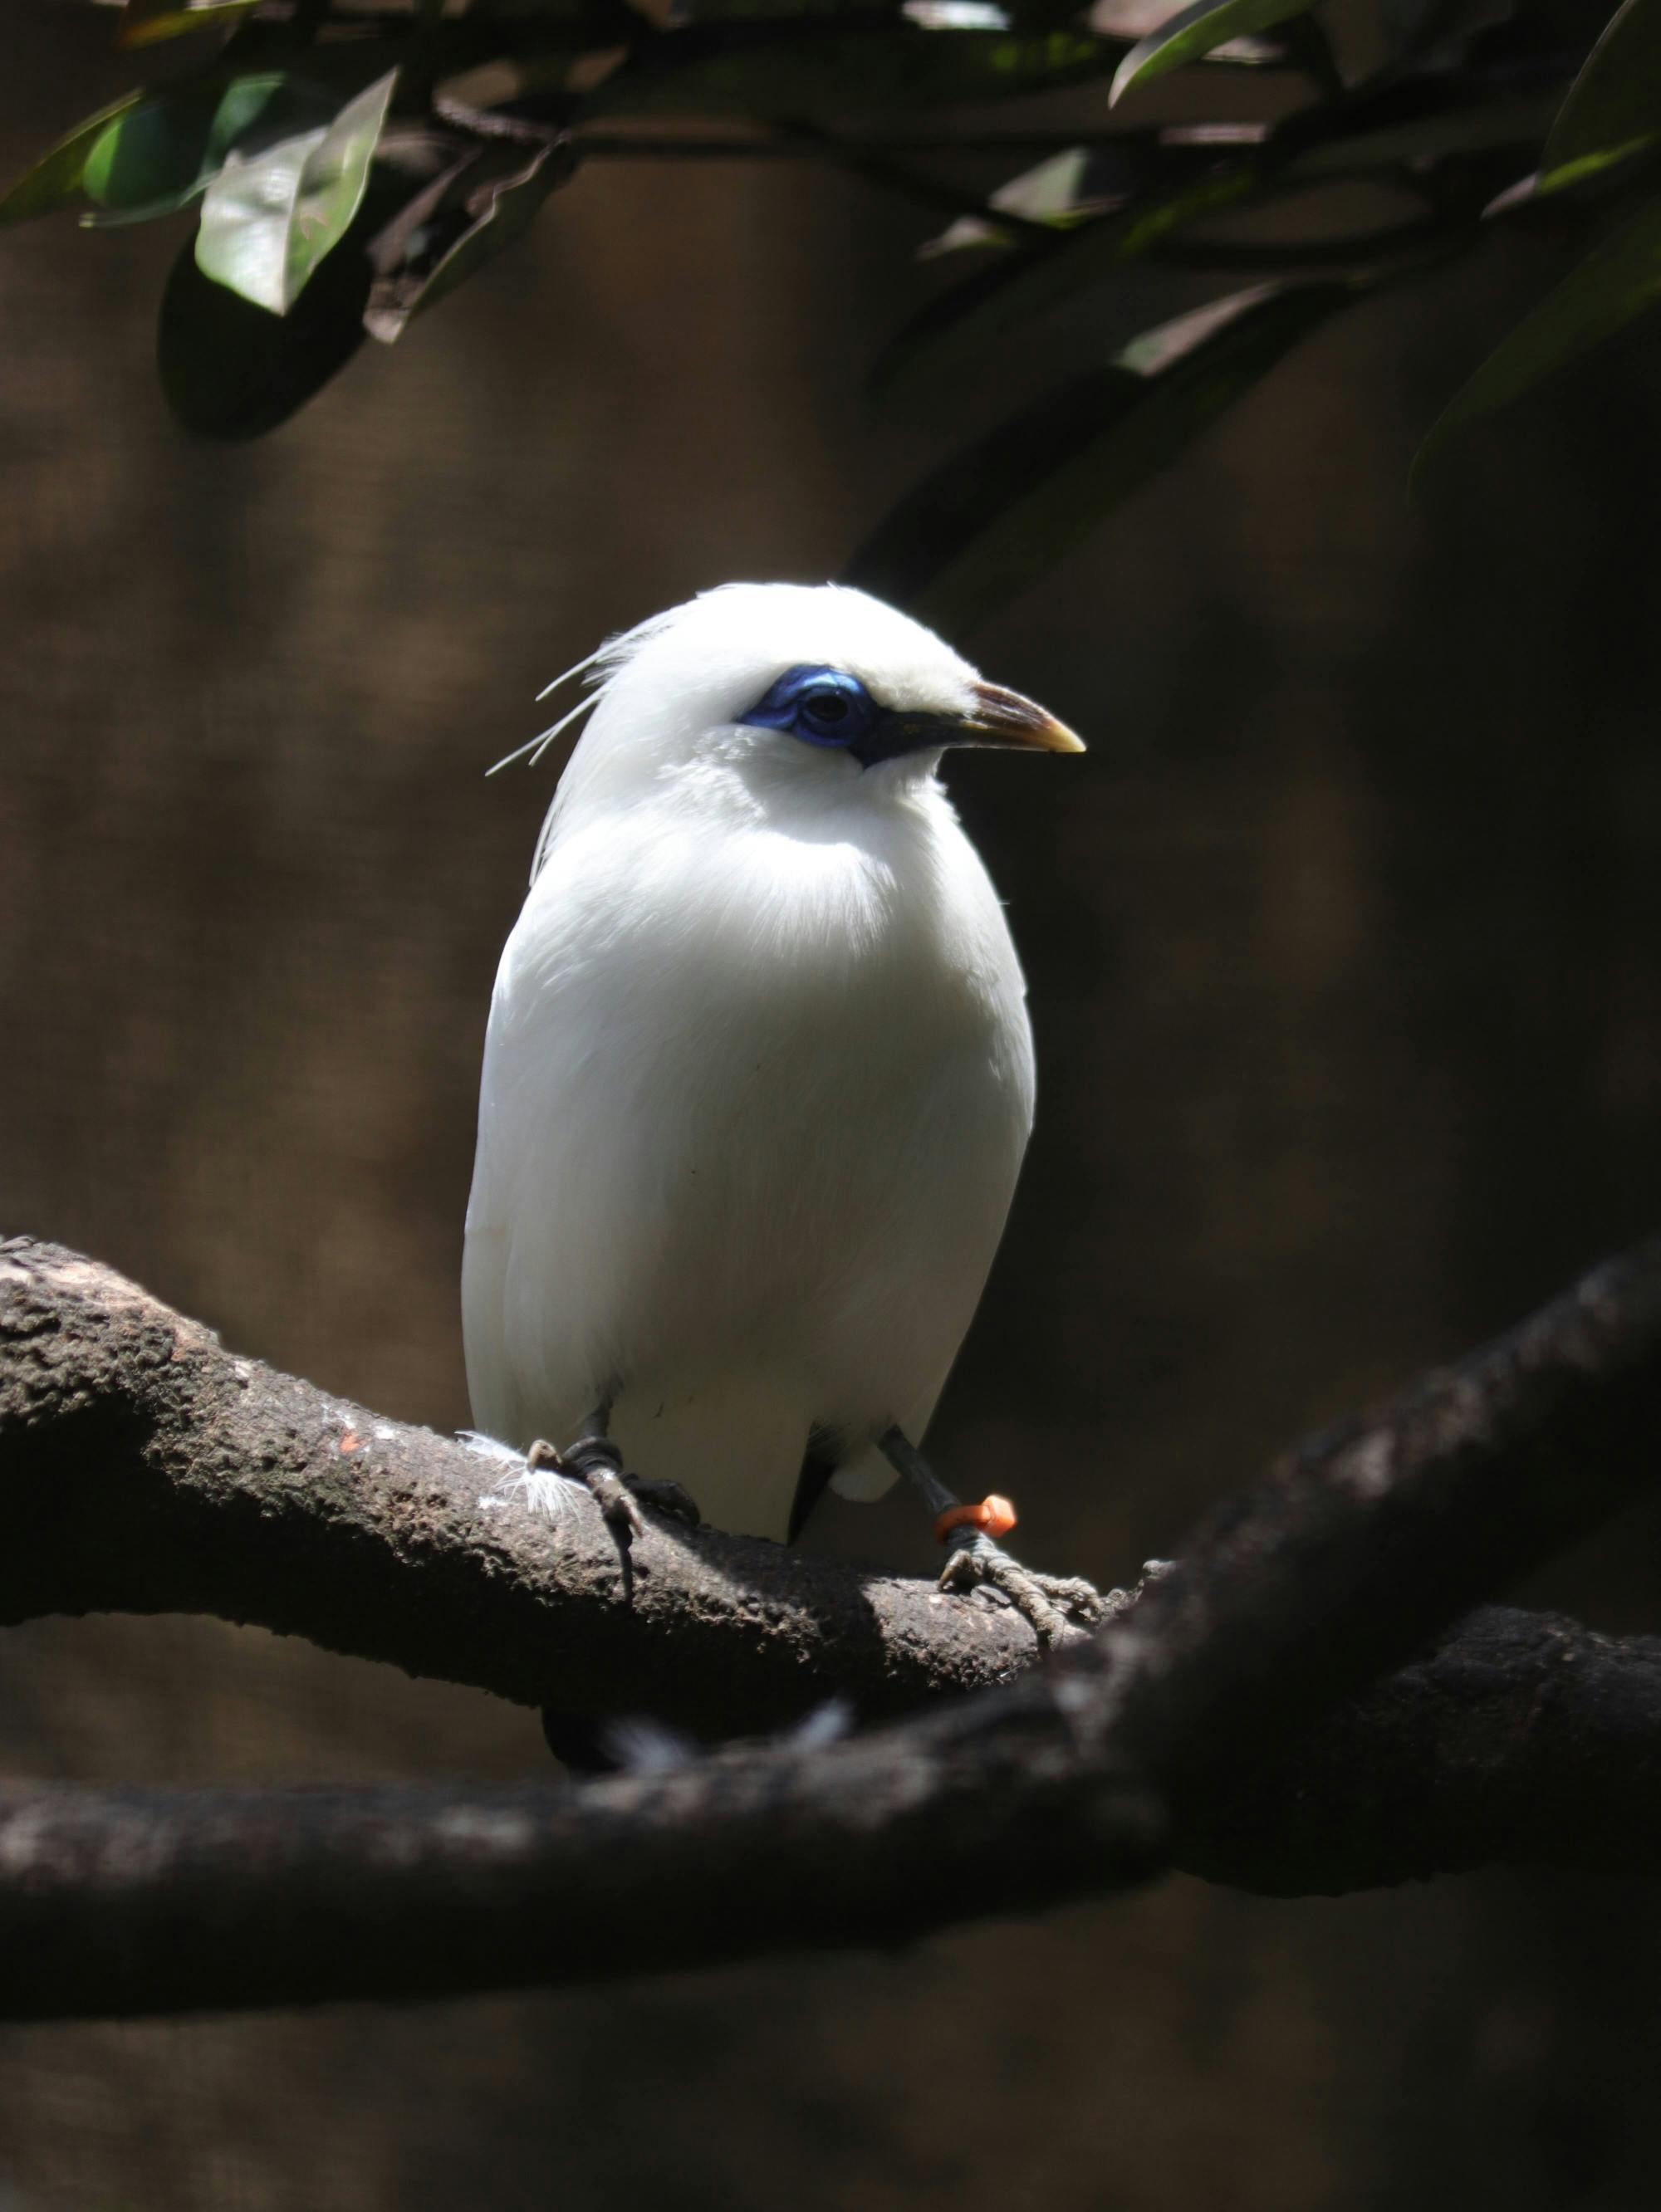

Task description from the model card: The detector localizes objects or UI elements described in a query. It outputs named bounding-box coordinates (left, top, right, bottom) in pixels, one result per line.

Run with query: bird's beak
left=850, top=682, right=1085, bottom=768
left=959, top=682, right=1086, bottom=755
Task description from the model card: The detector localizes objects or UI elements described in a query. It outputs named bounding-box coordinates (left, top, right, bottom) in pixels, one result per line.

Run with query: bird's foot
left=524, top=1436, right=701, bottom=1546
left=938, top=1528, right=1108, bottom=1649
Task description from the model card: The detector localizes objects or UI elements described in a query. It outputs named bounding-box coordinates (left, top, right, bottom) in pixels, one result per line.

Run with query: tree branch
left=1181, top=1604, right=1661, bottom=1893
left=7, top=1604, right=1659, bottom=2020
left=3, top=1234, right=1661, bottom=2021
left=0, top=1238, right=1038, bottom=1736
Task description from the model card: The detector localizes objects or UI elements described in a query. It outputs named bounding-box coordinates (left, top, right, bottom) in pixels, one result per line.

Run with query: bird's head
left=513, top=583, right=1082, bottom=840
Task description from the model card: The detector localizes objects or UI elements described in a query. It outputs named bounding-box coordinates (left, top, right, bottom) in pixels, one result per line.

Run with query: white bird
left=463, top=581, right=1099, bottom=1639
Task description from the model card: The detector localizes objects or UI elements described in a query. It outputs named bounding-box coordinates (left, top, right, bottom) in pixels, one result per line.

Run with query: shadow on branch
left=2, top=1233, right=1660, bottom=2020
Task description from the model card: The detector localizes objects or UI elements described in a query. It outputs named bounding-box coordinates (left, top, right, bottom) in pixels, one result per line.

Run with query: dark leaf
left=195, top=70, right=398, bottom=313
left=1379, top=0, right=1513, bottom=68
left=0, top=91, right=143, bottom=224
left=919, top=122, right=1264, bottom=253
left=874, top=150, right=1260, bottom=402
left=1272, top=67, right=1561, bottom=179
left=848, top=279, right=1355, bottom=629
left=365, top=128, right=574, bottom=340
left=1414, top=195, right=1661, bottom=481
left=591, top=21, right=1125, bottom=118
left=1541, top=0, right=1661, bottom=191
left=1109, top=0, right=1317, bottom=103
left=1271, top=9, right=1343, bottom=91
left=158, top=218, right=372, bottom=436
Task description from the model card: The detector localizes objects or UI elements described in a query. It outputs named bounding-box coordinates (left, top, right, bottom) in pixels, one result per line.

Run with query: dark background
left=5, top=7, right=1661, bottom=2204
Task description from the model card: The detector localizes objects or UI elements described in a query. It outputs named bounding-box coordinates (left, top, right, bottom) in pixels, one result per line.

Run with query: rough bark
left=0, top=1238, right=1036, bottom=1736
left=6, top=1606, right=1661, bottom=2020
left=3, top=1233, right=1661, bottom=2021
left=1180, top=1605, right=1661, bottom=1893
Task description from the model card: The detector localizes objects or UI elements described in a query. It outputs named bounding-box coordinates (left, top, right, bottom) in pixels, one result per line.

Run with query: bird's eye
left=737, top=664, right=875, bottom=750
left=800, top=688, right=850, bottom=728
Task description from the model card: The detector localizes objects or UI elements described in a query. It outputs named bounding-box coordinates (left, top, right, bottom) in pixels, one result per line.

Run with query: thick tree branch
left=1181, top=1604, right=1661, bottom=1893
left=0, top=1238, right=1038, bottom=1735
left=7, top=1604, right=1659, bottom=2019
left=0, top=1731, right=1163, bottom=2023
left=4, top=1236, right=1661, bottom=2019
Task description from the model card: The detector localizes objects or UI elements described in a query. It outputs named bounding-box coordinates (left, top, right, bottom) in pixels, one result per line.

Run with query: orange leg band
left=933, top=1494, right=1017, bottom=1545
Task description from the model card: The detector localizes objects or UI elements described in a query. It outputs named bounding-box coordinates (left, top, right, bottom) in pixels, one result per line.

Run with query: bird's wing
left=462, top=862, right=620, bottom=1446
left=461, top=1002, right=529, bottom=1445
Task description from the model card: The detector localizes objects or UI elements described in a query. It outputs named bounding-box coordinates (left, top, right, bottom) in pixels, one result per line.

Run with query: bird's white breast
left=463, top=776, right=1034, bottom=1539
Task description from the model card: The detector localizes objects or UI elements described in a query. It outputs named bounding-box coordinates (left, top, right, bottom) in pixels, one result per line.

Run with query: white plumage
left=463, top=582, right=1080, bottom=1544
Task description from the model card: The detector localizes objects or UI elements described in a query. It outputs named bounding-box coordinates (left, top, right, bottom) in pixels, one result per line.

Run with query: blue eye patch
left=739, top=665, right=879, bottom=751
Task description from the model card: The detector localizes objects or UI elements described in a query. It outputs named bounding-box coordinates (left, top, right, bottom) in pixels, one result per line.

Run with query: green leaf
left=365, top=130, right=573, bottom=340
left=1414, top=196, right=1661, bottom=482
left=0, top=91, right=144, bottom=224
left=0, top=76, right=345, bottom=229
left=158, top=219, right=372, bottom=436
left=117, top=0, right=259, bottom=47
left=1109, top=0, right=1316, bottom=104
left=848, top=280, right=1354, bottom=631
left=81, top=76, right=318, bottom=221
left=195, top=70, right=398, bottom=315
left=1540, top=0, right=1661, bottom=190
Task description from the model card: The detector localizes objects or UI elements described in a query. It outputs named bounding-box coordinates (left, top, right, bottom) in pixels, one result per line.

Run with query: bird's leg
left=527, top=1403, right=702, bottom=1549
left=525, top=1404, right=698, bottom=1775
left=537, top=1412, right=639, bottom=1545
left=877, top=1427, right=1107, bottom=1650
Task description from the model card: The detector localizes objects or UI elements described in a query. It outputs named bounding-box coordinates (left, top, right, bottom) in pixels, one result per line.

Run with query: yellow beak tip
left=968, top=682, right=1088, bottom=756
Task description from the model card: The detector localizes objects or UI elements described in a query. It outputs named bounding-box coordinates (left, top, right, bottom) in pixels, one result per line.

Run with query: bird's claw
left=525, top=1438, right=700, bottom=1544
left=938, top=1529, right=1107, bottom=1648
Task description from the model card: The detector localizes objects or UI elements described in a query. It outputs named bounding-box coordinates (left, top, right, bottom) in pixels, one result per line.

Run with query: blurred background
left=5, top=1, right=1661, bottom=2201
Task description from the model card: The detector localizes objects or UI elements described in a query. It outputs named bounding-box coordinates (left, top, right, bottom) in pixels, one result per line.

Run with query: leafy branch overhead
left=8, top=0, right=1661, bottom=620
